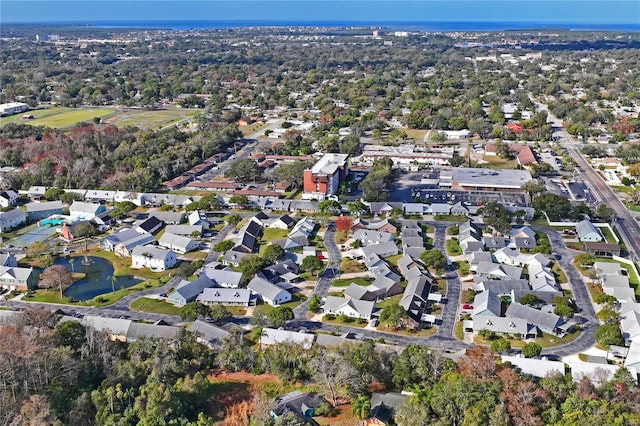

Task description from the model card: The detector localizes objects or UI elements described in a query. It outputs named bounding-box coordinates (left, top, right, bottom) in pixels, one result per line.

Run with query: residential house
left=222, top=250, right=249, bottom=267
left=365, top=392, right=409, bottom=426
left=158, top=232, right=199, bottom=253
left=149, top=211, right=186, bottom=225
left=0, top=253, right=17, bottom=267
left=368, top=202, right=394, bottom=216
left=344, top=276, right=403, bottom=302
left=475, top=261, right=523, bottom=280
left=483, top=236, right=506, bottom=251
left=352, top=229, right=394, bottom=245
left=233, top=219, right=263, bottom=253
left=270, top=391, right=325, bottom=423
left=283, top=216, right=316, bottom=250
left=501, top=355, right=565, bottom=378
left=576, top=220, right=604, bottom=242
left=469, top=315, right=534, bottom=340
left=168, top=275, right=215, bottom=305
left=59, top=221, right=95, bottom=242
left=135, top=216, right=164, bottom=235
left=569, top=361, right=637, bottom=386
left=583, top=242, right=621, bottom=257
left=426, top=203, right=451, bottom=216
left=400, top=274, right=431, bottom=323
left=360, top=241, right=399, bottom=259
left=510, top=237, right=537, bottom=251
left=528, top=262, right=560, bottom=292
left=261, top=328, right=315, bottom=350
left=114, top=232, right=156, bottom=258
left=505, top=302, right=563, bottom=336
left=247, top=276, right=292, bottom=306
left=324, top=296, right=375, bottom=320
left=473, top=291, right=502, bottom=316
left=125, top=322, right=183, bottom=342
left=620, top=310, right=640, bottom=345
left=69, top=201, right=106, bottom=221
left=114, top=190, right=144, bottom=206
left=0, top=266, right=38, bottom=291
left=188, top=210, right=209, bottom=228
left=268, top=214, right=296, bottom=230
left=100, top=228, right=149, bottom=251
left=164, top=224, right=203, bottom=236
left=0, top=209, right=26, bottom=232
left=26, top=186, right=47, bottom=200
left=25, top=200, right=64, bottom=221
left=188, top=320, right=231, bottom=348
left=0, top=190, right=18, bottom=208
left=196, top=288, right=251, bottom=307
left=472, top=278, right=530, bottom=295
left=260, top=260, right=300, bottom=285
left=510, top=226, right=536, bottom=239
left=404, top=203, right=425, bottom=216
left=202, top=267, right=243, bottom=288
left=84, top=190, right=116, bottom=203
left=131, top=245, right=176, bottom=271
left=624, top=340, right=640, bottom=374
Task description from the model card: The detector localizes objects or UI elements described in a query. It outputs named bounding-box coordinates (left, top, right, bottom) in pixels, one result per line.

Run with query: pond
left=56, top=256, right=142, bottom=301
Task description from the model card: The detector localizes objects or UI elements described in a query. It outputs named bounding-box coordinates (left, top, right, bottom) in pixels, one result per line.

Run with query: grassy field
left=551, top=260, right=568, bottom=284
left=131, top=297, right=182, bottom=315
left=599, top=226, right=618, bottom=244
left=261, top=228, right=289, bottom=242
left=0, top=107, right=113, bottom=129
left=433, top=214, right=468, bottom=222
left=104, top=108, right=194, bottom=130
left=453, top=260, right=470, bottom=277
left=331, top=277, right=374, bottom=287
left=446, top=239, right=462, bottom=256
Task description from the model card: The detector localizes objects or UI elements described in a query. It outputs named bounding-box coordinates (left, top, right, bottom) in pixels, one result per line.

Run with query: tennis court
left=11, top=225, right=57, bottom=247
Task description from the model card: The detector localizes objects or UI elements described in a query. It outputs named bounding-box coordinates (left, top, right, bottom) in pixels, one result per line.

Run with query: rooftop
left=310, top=153, right=349, bottom=176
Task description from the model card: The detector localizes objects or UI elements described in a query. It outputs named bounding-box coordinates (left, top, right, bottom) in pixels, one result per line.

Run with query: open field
left=0, top=107, right=113, bottom=128
left=0, top=107, right=196, bottom=131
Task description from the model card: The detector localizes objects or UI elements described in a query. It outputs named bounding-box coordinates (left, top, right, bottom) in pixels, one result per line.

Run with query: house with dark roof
left=222, top=250, right=249, bottom=267
left=135, top=216, right=164, bottom=235
left=268, top=214, right=296, bottom=229
left=366, top=392, right=409, bottom=426
left=114, top=232, right=156, bottom=258
left=270, top=391, right=325, bottom=424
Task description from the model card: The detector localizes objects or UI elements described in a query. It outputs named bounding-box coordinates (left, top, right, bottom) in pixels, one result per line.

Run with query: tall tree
left=39, top=264, right=74, bottom=296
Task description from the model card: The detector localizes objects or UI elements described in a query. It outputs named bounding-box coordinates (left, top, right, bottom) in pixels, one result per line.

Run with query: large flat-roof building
left=439, top=168, right=532, bottom=193
left=303, top=153, right=349, bottom=200
left=0, top=102, right=29, bottom=117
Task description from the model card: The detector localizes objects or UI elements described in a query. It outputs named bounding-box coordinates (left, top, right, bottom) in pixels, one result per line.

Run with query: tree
left=596, top=307, right=620, bottom=324
left=225, top=213, right=242, bottom=227
left=176, top=261, right=199, bottom=278
left=301, top=255, right=323, bottom=276
left=518, top=294, right=540, bottom=307
left=318, top=200, right=342, bottom=217
left=39, top=264, right=74, bottom=296
left=262, top=244, right=285, bottom=264
left=521, top=342, right=542, bottom=358
left=107, top=275, right=117, bottom=293
left=574, top=252, right=596, bottom=267
left=26, top=241, right=49, bottom=260
left=180, top=301, right=209, bottom=321
left=478, top=201, right=513, bottom=234
left=420, top=249, right=447, bottom=271
left=225, top=158, right=262, bottom=182
left=111, top=201, right=137, bottom=219
left=308, top=294, right=321, bottom=313
left=335, top=215, right=353, bottom=233
left=521, top=180, right=546, bottom=200
left=553, top=296, right=576, bottom=318
left=490, top=338, right=511, bottom=354
left=595, top=323, right=624, bottom=348
left=379, top=302, right=407, bottom=329
left=493, top=139, right=510, bottom=159
left=229, top=194, right=250, bottom=207
left=208, top=304, right=231, bottom=323
left=351, top=395, right=371, bottom=421
left=267, top=306, right=294, bottom=327
left=594, top=204, right=616, bottom=222
left=310, top=348, right=364, bottom=407
left=213, top=240, right=235, bottom=252
left=238, top=255, right=266, bottom=277
left=395, top=396, right=431, bottom=426
left=347, top=200, right=367, bottom=217
left=269, top=160, right=314, bottom=190
left=533, top=193, right=573, bottom=221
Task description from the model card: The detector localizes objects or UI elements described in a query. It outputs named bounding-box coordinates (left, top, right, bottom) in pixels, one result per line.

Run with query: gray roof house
left=471, top=315, right=534, bottom=339
left=247, top=276, right=292, bottom=306
left=149, top=211, right=186, bottom=225
left=202, top=267, right=243, bottom=288
left=114, top=232, right=156, bottom=258
left=159, top=232, right=199, bottom=253
left=261, top=328, right=314, bottom=349
left=475, top=261, right=523, bottom=280
left=196, top=288, right=251, bottom=307
left=369, top=392, right=409, bottom=425
left=576, top=220, right=604, bottom=242
left=352, top=229, right=395, bottom=245
left=505, top=302, right=563, bottom=336
left=222, top=250, right=249, bottom=267
left=473, top=291, right=502, bottom=316
left=25, top=200, right=64, bottom=221
left=360, top=241, right=399, bottom=259
left=0, top=209, right=26, bottom=232
left=69, top=201, right=106, bottom=221
left=400, top=274, right=431, bottom=323
left=167, top=275, right=215, bottom=305
left=323, top=296, right=375, bottom=320
left=188, top=320, right=231, bottom=348
left=164, top=224, right=204, bottom=236
left=501, top=355, right=565, bottom=378
left=100, top=228, right=143, bottom=251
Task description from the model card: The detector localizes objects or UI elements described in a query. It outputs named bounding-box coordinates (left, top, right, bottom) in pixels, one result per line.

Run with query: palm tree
left=351, top=394, right=371, bottom=421
left=107, top=275, right=117, bottom=293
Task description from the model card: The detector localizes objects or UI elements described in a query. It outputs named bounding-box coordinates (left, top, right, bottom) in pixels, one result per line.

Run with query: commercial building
left=302, top=153, right=349, bottom=200
left=439, top=168, right=532, bottom=193
left=0, top=102, right=29, bottom=117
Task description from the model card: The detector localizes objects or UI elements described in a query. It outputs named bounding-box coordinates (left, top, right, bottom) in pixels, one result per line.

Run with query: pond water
left=56, top=256, right=142, bottom=301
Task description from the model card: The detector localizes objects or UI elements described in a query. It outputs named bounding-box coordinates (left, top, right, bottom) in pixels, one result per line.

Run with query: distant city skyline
left=2, top=0, right=639, bottom=27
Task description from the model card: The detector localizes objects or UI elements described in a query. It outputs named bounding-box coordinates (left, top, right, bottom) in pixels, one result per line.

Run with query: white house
left=0, top=190, right=18, bottom=208
left=131, top=245, right=176, bottom=271
left=575, top=220, right=604, bottom=242
left=158, top=232, right=198, bottom=253
left=247, top=276, right=291, bottom=306
left=70, top=201, right=106, bottom=221
left=323, top=296, right=375, bottom=320
left=0, top=209, right=26, bottom=232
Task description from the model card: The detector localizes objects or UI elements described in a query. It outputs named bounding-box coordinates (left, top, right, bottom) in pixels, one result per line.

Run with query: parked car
left=462, top=304, right=473, bottom=310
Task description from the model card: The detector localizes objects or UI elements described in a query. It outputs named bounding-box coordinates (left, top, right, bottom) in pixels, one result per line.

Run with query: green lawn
left=253, top=294, right=305, bottom=315
left=331, top=277, right=374, bottom=287
left=598, top=226, right=618, bottom=245
left=446, top=239, right=462, bottom=256
left=322, top=314, right=368, bottom=328
left=105, top=108, right=195, bottom=130
left=386, top=254, right=403, bottom=268
left=433, top=214, right=468, bottom=222
left=0, top=107, right=115, bottom=129
left=591, top=257, right=640, bottom=298
left=422, top=224, right=435, bottom=234
left=131, top=297, right=182, bottom=315
left=453, top=260, right=470, bottom=276
left=261, top=228, right=289, bottom=242
left=611, top=185, right=633, bottom=194
left=376, top=294, right=403, bottom=310
left=551, top=260, right=568, bottom=284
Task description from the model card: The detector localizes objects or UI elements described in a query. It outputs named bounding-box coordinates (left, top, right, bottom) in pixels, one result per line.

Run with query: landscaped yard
left=253, top=294, right=305, bottom=315
left=475, top=328, right=582, bottom=349
left=433, top=214, right=468, bottom=222
left=551, top=260, right=568, bottom=284
left=322, top=314, right=368, bottom=328
left=598, top=226, right=618, bottom=245
left=131, top=297, right=182, bottom=315
left=261, top=228, right=289, bottom=243
left=331, top=277, right=374, bottom=287
left=453, top=260, right=470, bottom=277
left=446, top=239, right=462, bottom=256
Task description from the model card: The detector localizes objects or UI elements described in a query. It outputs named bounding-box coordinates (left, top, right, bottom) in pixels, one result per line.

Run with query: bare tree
left=39, top=265, right=73, bottom=298
left=309, top=348, right=364, bottom=407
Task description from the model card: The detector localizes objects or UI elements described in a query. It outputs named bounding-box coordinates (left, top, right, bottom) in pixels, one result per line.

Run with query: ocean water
left=30, top=20, right=640, bottom=33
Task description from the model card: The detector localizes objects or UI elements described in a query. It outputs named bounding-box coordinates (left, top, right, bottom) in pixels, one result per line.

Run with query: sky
left=1, top=0, right=639, bottom=25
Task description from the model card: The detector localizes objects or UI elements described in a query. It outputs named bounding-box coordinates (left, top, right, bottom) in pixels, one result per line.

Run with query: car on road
left=72, top=312, right=83, bottom=318
left=159, top=293, right=167, bottom=298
